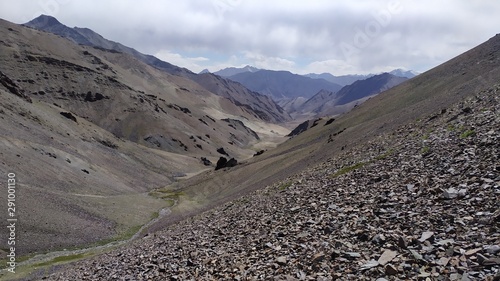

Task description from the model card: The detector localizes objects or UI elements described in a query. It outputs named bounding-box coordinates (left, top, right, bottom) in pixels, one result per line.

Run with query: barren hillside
left=47, top=66, right=499, bottom=281
left=0, top=18, right=289, bottom=257
left=0, top=15, right=499, bottom=281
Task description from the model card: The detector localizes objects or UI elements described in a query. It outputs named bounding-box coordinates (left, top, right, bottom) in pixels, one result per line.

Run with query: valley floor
left=41, top=85, right=500, bottom=279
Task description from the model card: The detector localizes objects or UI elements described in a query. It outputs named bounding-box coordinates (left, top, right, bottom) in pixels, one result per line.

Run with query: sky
left=1, top=0, right=499, bottom=75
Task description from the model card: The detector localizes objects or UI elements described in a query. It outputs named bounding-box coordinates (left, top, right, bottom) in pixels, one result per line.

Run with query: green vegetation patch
left=278, top=181, right=292, bottom=191
left=421, top=146, right=431, bottom=155
left=330, top=162, right=366, bottom=178
left=460, top=129, right=475, bottom=139
left=149, top=189, right=185, bottom=206
left=374, top=149, right=394, bottom=161
left=34, top=253, right=87, bottom=267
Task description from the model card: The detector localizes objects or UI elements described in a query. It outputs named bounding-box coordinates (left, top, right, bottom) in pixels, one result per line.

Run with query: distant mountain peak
left=26, top=14, right=62, bottom=27
left=242, top=65, right=259, bottom=72
left=389, top=68, right=419, bottom=78
left=213, top=65, right=260, bottom=77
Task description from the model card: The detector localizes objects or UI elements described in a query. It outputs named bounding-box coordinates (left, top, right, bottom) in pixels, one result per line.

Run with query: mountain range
left=0, top=16, right=292, bottom=256
left=23, top=15, right=290, bottom=124
left=281, top=73, right=408, bottom=119
left=211, top=66, right=416, bottom=118
left=304, top=68, right=417, bottom=85
left=0, top=14, right=498, bottom=280
left=222, top=69, right=343, bottom=100
left=212, top=66, right=417, bottom=86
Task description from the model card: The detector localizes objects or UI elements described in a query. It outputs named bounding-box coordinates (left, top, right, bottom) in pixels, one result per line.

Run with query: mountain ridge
left=226, top=69, right=343, bottom=100
left=215, top=65, right=418, bottom=87
left=0, top=17, right=291, bottom=257
left=23, top=15, right=290, bottom=123
left=279, top=73, right=407, bottom=120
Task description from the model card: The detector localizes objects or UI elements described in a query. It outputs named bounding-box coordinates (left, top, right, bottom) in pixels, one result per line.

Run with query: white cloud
left=243, top=52, right=296, bottom=71
left=302, top=60, right=354, bottom=76
left=155, top=50, right=210, bottom=73
left=1, top=0, right=500, bottom=74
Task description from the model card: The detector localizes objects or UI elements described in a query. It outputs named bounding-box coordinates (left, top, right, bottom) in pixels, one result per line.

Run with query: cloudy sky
left=1, top=0, right=499, bottom=75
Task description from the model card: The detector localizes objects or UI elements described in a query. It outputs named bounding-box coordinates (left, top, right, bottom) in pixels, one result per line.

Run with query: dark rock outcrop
left=215, top=157, right=238, bottom=170
left=201, top=157, right=212, bottom=166
left=0, top=71, right=32, bottom=103
left=225, top=158, right=238, bottom=168
left=215, top=157, right=227, bottom=170
left=253, top=150, right=265, bottom=157
left=60, top=112, right=77, bottom=122
left=287, top=120, right=310, bottom=137
left=217, top=147, right=229, bottom=156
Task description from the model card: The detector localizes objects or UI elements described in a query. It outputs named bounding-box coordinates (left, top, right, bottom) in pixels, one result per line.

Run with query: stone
left=397, top=236, right=408, bottom=249
left=418, top=231, right=434, bottom=242
left=443, top=188, right=459, bottom=199
left=360, top=260, right=379, bottom=270
left=372, top=234, right=386, bottom=245
left=343, top=252, right=361, bottom=259
left=410, top=250, right=424, bottom=261
left=378, top=249, right=397, bottom=265
left=276, top=256, right=287, bottom=265
left=464, top=248, right=481, bottom=256
left=312, top=252, right=325, bottom=264
left=486, top=245, right=500, bottom=255
left=385, top=264, right=398, bottom=275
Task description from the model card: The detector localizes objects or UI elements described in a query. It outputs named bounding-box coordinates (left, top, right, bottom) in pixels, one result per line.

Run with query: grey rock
left=378, top=249, right=397, bottom=265
left=486, top=245, right=500, bottom=255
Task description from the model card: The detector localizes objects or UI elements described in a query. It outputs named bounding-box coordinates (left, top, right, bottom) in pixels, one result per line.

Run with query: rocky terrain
left=46, top=83, right=499, bottom=280
left=0, top=17, right=291, bottom=257
left=1, top=14, right=499, bottom=280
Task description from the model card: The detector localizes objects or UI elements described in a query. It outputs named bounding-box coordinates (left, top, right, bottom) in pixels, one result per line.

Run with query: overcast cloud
left=1, top=0, right=499, bottom=75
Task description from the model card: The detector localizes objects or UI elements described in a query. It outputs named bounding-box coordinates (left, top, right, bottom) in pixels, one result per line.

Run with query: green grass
left=149, top=189, right=185, bottom=206
left=374, top=149, right=394, bottom=161
left=421, top=146, right=431, bottom=155
left=150, top=211, right=159, bottom=220
left=88, top=224, right=143, bottom=248
left=278, top=181, right=292, bottom=191
left=33, top=253, right=87, bottom=267
left=330, top=162, right=366, bottom=178
left=460, top=129, right=475, bottom=139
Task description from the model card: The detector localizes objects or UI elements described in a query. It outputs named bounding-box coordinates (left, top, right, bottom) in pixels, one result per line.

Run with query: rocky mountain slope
left=0, top=17, right=290, bottom=257
left=280, top=73, right=407, bottom=120
left=226, top=69, right=343, bottom=101
left=47, top=64, right=499, bottom=281
left=23, top=15, right=290, bottom=124
left=295, top=73, right=407, bottom=118
left=1, top=14, right=499, bottom=280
